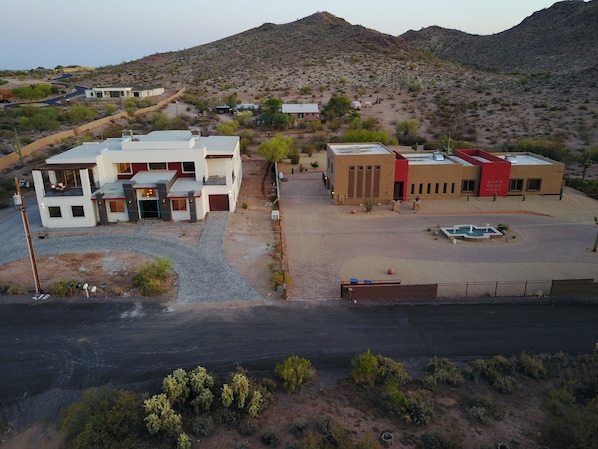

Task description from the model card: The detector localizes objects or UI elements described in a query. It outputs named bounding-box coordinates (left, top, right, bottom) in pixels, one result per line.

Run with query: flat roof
left=329, top=143, right=392, bottom=156
left=401, top=152, right=459, bottom=165
left=131, top=170, right=177, bottom=188
left=282, top=103, right=319, bottom=114
left=499, top=154, right=553, bottom=166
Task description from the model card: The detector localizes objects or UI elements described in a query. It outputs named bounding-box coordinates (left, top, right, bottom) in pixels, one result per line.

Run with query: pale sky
left=3, top=0, right=565, bottom=70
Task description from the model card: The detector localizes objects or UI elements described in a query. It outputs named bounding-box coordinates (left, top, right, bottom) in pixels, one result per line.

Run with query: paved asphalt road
left=1, top=300, right=597, bottom=408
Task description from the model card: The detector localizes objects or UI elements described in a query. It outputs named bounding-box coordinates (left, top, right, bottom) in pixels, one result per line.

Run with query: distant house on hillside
left=281, top=103, right=320, bottom=120
left=84, top=84, right=165, bottom=100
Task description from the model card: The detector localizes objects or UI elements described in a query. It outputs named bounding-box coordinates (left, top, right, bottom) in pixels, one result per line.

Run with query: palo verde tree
left=258, top=134, right=294, bottom=168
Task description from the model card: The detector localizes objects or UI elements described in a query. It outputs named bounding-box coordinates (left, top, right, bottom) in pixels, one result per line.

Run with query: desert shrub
left=49, top=279, right=77, bottom=297
left=61, top=387, right=144, bottom=449
left=420, top=431, right=462, bottom=449
left=242, top=202, right=248, bottom=209
left=134, top=256, right=174, bottom=296
left=540, top=395, right=598, bottom=449
left=260, top=377, right=278, bottom=392
left=271, top=270, right=292, bottom=290
left=261, top=430, right=281, bottom=446
left=517, top=352, right=547, bottom=379
left=317, top=414, right=336, bottom=435
left=380, top=384, right=434, bottom=425
left=351, top=349, right=381, bottom=388
left=377, top=355, right=412, bottom=385
left=467, top=355, right=517, bottom=393
left=310, top=161, right=319, bottom=168
left=467, top=394, right=496, bottom=426
left=290, top=417, right=308, bottom=436
left=402, top=390, right=435, bottom=425
left=7, top=285, right=28, bottom=295
left=492, top=375, right=519, bottom=394
left=289, top=150, right=301, bottom=164
left=424, top=357, right=464, bottom=386
left=236, top=442, right=250, bottom=449
left=190, top=414, right=214, bottom=437
left=275, top=355, right=316, bottom=393
left=238, top=417, right=260, bottom=435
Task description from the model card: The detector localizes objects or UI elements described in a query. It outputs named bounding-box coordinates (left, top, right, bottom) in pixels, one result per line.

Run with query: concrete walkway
left=0, top=198, right=263, bottom=304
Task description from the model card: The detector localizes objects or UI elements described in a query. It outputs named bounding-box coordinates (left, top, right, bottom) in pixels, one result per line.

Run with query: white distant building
left=32, top=130, right=242, bottom=228
left=84, top=84, right=165, bottom=100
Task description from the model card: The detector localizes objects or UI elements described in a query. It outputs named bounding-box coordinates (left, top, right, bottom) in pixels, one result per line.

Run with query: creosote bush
left=423, top=357, right=464, bottom=386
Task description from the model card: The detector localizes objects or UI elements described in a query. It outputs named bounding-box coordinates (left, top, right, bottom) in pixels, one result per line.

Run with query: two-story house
left=32, top=130, right=242, bottom=228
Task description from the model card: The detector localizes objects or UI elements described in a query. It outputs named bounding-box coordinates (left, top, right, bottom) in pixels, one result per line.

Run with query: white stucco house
left=32, top=130, right=242, bottom=228
left=84, top=84, right=165, bottom=100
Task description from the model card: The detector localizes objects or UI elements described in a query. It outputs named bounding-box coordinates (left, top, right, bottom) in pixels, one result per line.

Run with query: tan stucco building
left=326, top=144, right=565, bottom=205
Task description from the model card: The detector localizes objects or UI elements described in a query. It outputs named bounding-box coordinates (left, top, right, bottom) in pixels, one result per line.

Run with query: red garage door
left=209, top=194, right=229, bottom=211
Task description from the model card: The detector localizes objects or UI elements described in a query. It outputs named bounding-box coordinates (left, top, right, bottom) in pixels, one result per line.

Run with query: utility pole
left=14, top=176, right=41, bottom=294
left=594, top=217, right=598, bottom=253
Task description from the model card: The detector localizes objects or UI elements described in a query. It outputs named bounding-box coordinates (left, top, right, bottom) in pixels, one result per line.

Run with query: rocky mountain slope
left=66, top=5, right=598, bottom=150
left=401, top=0, right=598, bottom=75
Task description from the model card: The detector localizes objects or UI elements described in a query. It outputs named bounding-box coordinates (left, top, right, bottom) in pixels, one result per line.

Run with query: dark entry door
left=140, top=200, right=160, bottom=219
left=393, top=182, right=404, bottom=201
left=209, top=194, right=229, bottom=211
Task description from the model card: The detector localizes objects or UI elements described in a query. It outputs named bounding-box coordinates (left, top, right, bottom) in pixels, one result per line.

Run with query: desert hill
left=401, top=0, right=598, bottom=75
left=47, top=5, right=598, bottom=150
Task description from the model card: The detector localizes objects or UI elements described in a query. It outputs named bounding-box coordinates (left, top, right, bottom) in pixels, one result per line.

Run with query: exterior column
left=188, top=191, right=197, bottom=223
left=157, top=182, right=172, bottom=221
left=95, top=192, right=108, bottom=225
left=123, top=183, right=139, bottom=223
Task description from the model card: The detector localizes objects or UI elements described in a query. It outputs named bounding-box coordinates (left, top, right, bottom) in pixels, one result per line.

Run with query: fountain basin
left=440, top=224, right=503, bottom=240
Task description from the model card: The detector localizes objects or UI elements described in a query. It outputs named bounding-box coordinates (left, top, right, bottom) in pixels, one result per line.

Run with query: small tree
left=351, top=349, right=380, bottom=388
left=275, top=355, right=316, bottom=393
left=258, top=135, right=294, bottom=167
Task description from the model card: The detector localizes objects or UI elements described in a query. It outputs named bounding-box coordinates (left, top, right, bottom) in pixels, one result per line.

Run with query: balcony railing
left=203, top=176, right=227, bottom=185
left=45, top=184, right=84, bottom=197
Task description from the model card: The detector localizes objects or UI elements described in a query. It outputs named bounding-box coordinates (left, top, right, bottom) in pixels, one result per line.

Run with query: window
left=71, top=206, right=85, bottom=217
left=419, top=184, right=423, bottom=194
left=435, top=183, right=439, bottom=194
left=182, top=161, right=195, bottom=173
left=427, top=183, right=431, bottom=194
left=462, top=180, right=475, bottom=193
left=109, top=201, right=125, bottom=213
left=527, top=178, right=542, bottom=191
left=148, top=162, right=167, bottom=170
left=451, top=183, right=455, bottom=194
left=443, top=183, right=447, bottom=194
left=509, top=179, right=524, bottom=192
left=117, top=163, right=132, bottom=174
left=171, top=199, right=187, bottom=211
left=49, top=206, right=62, bottom=218
left=141, top=189, right=156, bottom=198
left=410, top=184, right=415, bottom=195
